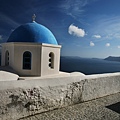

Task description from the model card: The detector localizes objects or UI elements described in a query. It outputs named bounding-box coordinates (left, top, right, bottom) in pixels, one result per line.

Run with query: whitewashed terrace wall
left=0, top=72, right=120, bottom=120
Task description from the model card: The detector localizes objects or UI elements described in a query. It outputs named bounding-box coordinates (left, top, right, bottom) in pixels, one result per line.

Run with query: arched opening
left=23, top=51, right=32, bottom=70
left=49, top=52, right=54, bottom=69
left=5, top=50, right=9, bottom=66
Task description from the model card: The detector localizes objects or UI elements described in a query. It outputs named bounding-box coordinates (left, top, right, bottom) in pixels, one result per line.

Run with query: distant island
left=104, top=56, right=120, bottom=62
left=61, top=56, right=120, bottom=63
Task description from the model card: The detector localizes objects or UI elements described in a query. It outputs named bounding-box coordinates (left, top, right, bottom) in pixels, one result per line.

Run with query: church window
left=49, top=52, right=54, bottom=69
left=23, top=51, right=32, bottom=70
left=5, top=50, right=9, bottom=66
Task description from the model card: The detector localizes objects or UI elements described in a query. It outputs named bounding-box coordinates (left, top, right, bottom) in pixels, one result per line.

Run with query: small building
left=1, top=16, right=61, bottom=77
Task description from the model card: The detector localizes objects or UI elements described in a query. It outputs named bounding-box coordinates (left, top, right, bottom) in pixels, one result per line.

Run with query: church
left=1, top=15, right=61, bottom=77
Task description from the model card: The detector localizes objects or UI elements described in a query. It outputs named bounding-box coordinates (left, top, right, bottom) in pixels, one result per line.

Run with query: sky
left=0, top=0, right=120, bottom=58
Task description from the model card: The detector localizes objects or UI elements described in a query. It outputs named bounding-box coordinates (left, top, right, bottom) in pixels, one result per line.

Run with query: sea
left=1, top=55, right=120, bottom=75
left=60, top=56, right=120, bottom=75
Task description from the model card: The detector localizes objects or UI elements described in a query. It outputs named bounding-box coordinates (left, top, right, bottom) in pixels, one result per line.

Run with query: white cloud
left=58, top=0, right=97, bottom=22
left=11, top=29, right=14, bottom=32
left=0, top=12, right=19, bottom=27
left=106, top=43, right=110, bottom=47
left=68, top=24, right=85, bottom=37
left=0, top=35, right=3, bottom=40
left=90, top=16, right=120, bottom=42
left=59, top=0, right=87, bottom=18
left=90, top=41, right=95, bottom=47
left=117, top=46, right=120, bottom=48
left=92, top=34, right=101, bottom=39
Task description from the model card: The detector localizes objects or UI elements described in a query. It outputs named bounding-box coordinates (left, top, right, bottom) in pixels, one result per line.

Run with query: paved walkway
left=19, top=92, right=120, bottom=120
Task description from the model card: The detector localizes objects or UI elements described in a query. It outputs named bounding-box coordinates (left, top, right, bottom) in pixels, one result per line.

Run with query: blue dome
left=7, top=22, right=58, bottom=45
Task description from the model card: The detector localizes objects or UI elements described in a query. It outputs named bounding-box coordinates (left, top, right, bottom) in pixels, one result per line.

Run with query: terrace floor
left=19, top=92, right=120, bottom=120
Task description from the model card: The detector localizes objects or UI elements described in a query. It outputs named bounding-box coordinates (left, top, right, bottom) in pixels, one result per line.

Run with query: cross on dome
left=32, top=14, right=36, bottom=22
left=7, top=21, right=58, bottom=45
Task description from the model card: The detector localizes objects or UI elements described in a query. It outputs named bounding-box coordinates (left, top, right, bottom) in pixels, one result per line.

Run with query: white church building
left=1, top=15, right=61, bottom=77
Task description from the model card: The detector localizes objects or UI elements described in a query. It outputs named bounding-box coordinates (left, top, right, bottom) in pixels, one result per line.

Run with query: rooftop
left=7, top=21, right=58, bottom=45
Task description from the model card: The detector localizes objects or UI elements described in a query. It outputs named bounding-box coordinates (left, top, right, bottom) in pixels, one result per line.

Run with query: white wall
left=41, top=43, right=61, bottom=76
left=1, top=43, right=61, bottom=77
left=0, top=72, right=120, bottom=120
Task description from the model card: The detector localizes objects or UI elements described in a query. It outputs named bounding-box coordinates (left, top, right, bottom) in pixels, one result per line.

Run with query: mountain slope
left=104, top=56, right=120, bottom=62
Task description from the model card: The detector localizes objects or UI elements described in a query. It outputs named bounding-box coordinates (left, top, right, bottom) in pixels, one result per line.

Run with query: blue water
left=60, top=56, right=120, bottom=75
left=1, top=55, right=120, bottom=75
